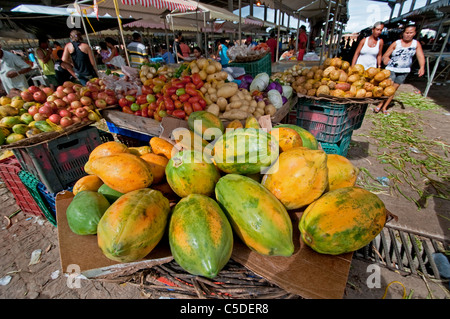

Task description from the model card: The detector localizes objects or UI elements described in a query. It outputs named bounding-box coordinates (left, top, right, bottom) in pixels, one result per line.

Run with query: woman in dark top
left=54, top=49, right=76, bottom=85
left=62, top=30, right=97, bottom=85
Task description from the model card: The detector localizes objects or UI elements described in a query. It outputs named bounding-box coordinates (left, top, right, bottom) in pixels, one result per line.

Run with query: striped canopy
left=121, top=0, right=198, bottom=12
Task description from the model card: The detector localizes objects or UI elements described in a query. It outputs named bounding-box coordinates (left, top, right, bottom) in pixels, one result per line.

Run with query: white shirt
left=386, top=39, right=418, bottom=73
left=356, top=37, right=380, bottom=70
left=0, top=50, right=30, bottom=94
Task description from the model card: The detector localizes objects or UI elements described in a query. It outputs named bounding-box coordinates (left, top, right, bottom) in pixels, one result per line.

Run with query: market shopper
left=374, top=24, right=425, bottom=115
left=193, top=46, right=204, bottom=59
left=62, top=30, right=98, bottom=85
left=297, top=25, right=308, bottom=61
left=173, top=32, right=186, bottom=63
left=104, top=37, right=126, bottom=69
left=127, top=32, right=148, bottom=68
left=51, top=41, right=64, bottom=61
left=0, top=45, right=32, bottom=95
left=54, top=50, right=76, bottom=86
left=351, top=21, right=384, bottom=69
left=36, top=37, right=58, bottom=89
left=160, top=44, right=175, bottom=64
left=266, top=32, right=278, bottom=62
left=216, top=38, right=229, bottom=67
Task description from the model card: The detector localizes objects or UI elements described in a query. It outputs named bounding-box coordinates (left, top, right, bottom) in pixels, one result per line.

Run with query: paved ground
left=0, top=78, right=449, bottom=300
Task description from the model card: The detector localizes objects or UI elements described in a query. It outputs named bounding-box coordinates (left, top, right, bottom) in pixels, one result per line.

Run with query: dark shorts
left=45, top=74, right=58, bottom=87
left=76, top=73, right=96, bottom=86
left=389, top=72, right=409, bottom=85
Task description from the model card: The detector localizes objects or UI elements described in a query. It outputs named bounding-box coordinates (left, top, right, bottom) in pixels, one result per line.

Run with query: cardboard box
left=56, top=191, right=352, bottom=298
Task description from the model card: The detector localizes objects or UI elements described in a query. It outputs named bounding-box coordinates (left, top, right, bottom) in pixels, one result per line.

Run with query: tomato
left=149, top=101, right=157, bottom=110
left=191, top=73, right=201, bottom=85
left=174, top=100, right=183, bottom=109
left=173, top=81, right=185, bottom=89
left=171, top=94, right=179, bottom=101
left=166, top=86, right=177, bottom=96
left=185, top=83, right=196, bottom=90
left=141, top=85, right=153, bottom=95
left=146, top=94, right=156, bottom=103
left=181, top=75, right=192, bottom=84
left=158, top=110, right=167, bottom=118
left=153, top=78, right=165, bottom=86
left=192, top=102, right=202, bottom=112
left=165, top=99, right=175, bottom=111
left=136, top=95, right=148, bottom=105
left=141, top=106, right=148, bottom=117
left=148, top=108, right=154, bottom=118
left=195, top=81, right=204, bottom=89
left=153, top=112, right=162, bottom=122
left=172, top=109, right=186, bottom=119
left=184, top=102, right=193, bottom=115
left=153, top=85, right=163, bottom=94
left=130, top=103, right=140, bottom=112
left=176, top=88, right=186, bottom=96
left=119, top=98, right=130, bottom=108
left=185, top=87, right=198, bottom=96
left=158, top=75, right=167, bottom=82
left=134, top=110, right=142, bottom=116
left=188, top=96, right=200, bottom=104
left=198, top=98, right=206, bottom=108
left=122, top=106, right=133, bottom=114
left=179, top=93, right=190, bottom=102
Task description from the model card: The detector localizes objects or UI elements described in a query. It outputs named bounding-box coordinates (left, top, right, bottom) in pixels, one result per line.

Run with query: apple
left=33, top=113, right=48, bottom=121
left=71, top=100, right=82, bottom=109
left=42, top=87, right=54, bottom=96
left=87, top=83, right=99, bottom=92
left=66, top=93, right=79, bottom=103
left=72, top=84, right=82, bottom=92
left=79, top=87, right=91, bottom=97
left=39, top=104, right=53, bottom=117
left=105, top=96, right=117, bottom=105
left=43, top=101, right=56, bottom=112
left=63, top=81, right=74, bottom=88
left=75, top=107, right=88, bottom=118
left=48, top=113, right=61, bottom=124
left=95, top=99, right=107, bottom=109
left=28, top=105, right=39, bottom=116
left=54, top=90, right=66, bottom=99
left=20, top=90, right=34, bottom=102
left=28, top=86, right=41, bottom=94
left=71, top=116, right=81, bottom=124
left=90, top=91, right=99, bottom=100
left=60, top=116, right=73, bottom=128
left=63, top=87, right=74, bottom=95
left=54, top=99, right=66, bottom=108
left=104, top=89, right=115, bottom=96
left=46, top=95, right=57, bottom=103
left=33, top=91, right=47, bottom=103
left=80, top=96, right=92, bottom=106
left=59, top=108, right=71, bottom=118
left=96, top=92, right=108, bottom=101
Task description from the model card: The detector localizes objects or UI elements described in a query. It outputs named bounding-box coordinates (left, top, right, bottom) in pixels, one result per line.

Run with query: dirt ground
left=0, top=77, right=449, bottom=300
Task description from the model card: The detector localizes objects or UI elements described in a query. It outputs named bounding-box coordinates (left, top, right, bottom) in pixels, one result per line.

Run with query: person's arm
left=377, top=39, right=384, bottom=68
left=62, top=43, right=73, bottom=66
left=351, top=38, right=365, bottom=66
left=36, top=47, right=52, bottom=63
left=415, top=41, right=425, bottom=77
left=61, top=61, right=77, bottom=79
left=382, top=41, right=396, bottom=66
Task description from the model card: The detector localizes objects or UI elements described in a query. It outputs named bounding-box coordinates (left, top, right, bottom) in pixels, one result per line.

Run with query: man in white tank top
left=374, top=25, right=425, bottom=115
left=352, top=22, right=384, bottom=69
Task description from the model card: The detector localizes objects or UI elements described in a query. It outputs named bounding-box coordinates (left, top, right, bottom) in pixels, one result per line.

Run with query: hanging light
left=256, top=0, right=261, bottom=6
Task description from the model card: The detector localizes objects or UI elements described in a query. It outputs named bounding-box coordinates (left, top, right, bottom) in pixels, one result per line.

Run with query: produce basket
left=229, top=53, right=272, bottom=78
left=228, top=50, right=269, bottom=63
left=0, top=156, right=43, bottom=217
left=319, top=130, right=353, bottom=157
left=12, top=126, right=111, bottom=194
left=37, top=182, right=73, bottom=215
left=18, top=170, right=57, bottom=226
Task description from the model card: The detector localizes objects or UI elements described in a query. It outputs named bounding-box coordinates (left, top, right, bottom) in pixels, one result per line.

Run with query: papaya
left=187, top=111, right=224, bottom=141
left=326, top=154, right=359, bottom=191
left=97, top=183, right=124, bottom=204
left=273, top=124, right=318, bottom=150
left=34, top=120, right=54, bottom=132
left=261, top=147, right=328, bottom=210
left=169, top=194, right=233, bottom=278
left=6, top=133, right=25, bottom=144
left=89, top=153, right=153, bottom=193
left=226, top=119, right=244, bottom=129
left=245, top=116, right=260, bottom=129
left=215, top=174, right=294, bottom=257
left=128, top=146, right=152, bottom=156
left=66, top=191, right=110, bottom=235
left=213, top=128, right=279, bottom=175
left=72, top=175, right=104, bottom=196
left=270, top=127, right=303, bottom=152
left=299, top=187, right=387, bottom=255
left=150, top=137, right=176, bottom=159
left=0, top=116, right=22, bottom=128
left=165, top=150, right=220, bottom=198
left=140, top=152, right=169, bottom=184
left=171, top=127, right=211, bottom=155
left=97, top=188, right=170, bottom=262
left=84, top=141, right=129, bottom=174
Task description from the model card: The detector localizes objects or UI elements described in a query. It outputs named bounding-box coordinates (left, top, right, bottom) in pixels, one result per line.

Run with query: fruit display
left=139, top=62, right=175, bottom=85
left=0, top=79, right=117, bottom=146
left=291, top=57, right=397, bottom=98
left=226, top=43, right=270, bottom=62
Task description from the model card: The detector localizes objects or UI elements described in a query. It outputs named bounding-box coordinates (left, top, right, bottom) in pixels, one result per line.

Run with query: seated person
left=159, top=44, right=175, bottom=64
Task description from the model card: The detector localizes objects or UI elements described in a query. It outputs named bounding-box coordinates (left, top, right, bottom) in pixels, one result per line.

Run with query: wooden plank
left=101, top=110, right=162, bottom=137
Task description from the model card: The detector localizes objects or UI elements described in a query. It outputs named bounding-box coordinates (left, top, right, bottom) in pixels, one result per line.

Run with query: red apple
left=28, top=86, right=41, bottom=94
left=96, top=92, right=108, bottom=100
left=72, top=84, right=82, bottom=92
left=46, top=95, right=57, bottom=102
left=56, top=85, right=65, bottom=92
left=39, top=104, right=53, bottom=117
left=71, top=100, right=82, bottom=109
left=104, top=89, right=115, bottom=96
left=66, top=93, right=79, bottom=103
left=71, top=116, right=81, bottom=124
left=91, top=91, right=99, bottom=100
left=63, top=87, right=74, bottom=95
left=75, top=107, right=88, bottom=118
left=48, top=113, right=61, bottom=124
left=118, top=98, right=130, bottom=108
left=20, top=90, right=34, bottom=102
left=42, top=87, right=54, bottom=96
left=63, top=81, right=74, bottom=88
left=105, top=96, right=117, bottom=105
left=87, top=83, right=99, bottom=92
left=54, top=90, right=66, bottom=99
left=28, top=105, right=39, bottom=116
left=33, top=91, right=47, bottom=103
left=54, top=99, right=66, bottom=108
left=33, top=113, right=48, bottom=121
left=59, top=108, right=71, bottom=118
left=80, top=96, right=92, bottom=106
left=60, top=116, right=73, bottom=128
left=95, top=99, right=107, bottom=109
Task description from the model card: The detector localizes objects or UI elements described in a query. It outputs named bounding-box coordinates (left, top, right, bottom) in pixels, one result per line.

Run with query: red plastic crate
left=0, top=156, right=43, bottom=217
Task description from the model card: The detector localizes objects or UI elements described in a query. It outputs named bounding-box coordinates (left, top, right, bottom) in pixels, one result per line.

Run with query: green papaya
left=97, top=184, right=124, bottom=204
left=66, top=191, right=111, bottom=235
left=34, top=120, right=54, bottom=132
left=12, top=124, right=29, bottom=135
left=6, top=133, right=25, bottom=144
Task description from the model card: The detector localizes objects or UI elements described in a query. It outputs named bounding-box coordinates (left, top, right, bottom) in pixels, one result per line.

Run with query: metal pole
left=424, top=25, right=450, bottom=97
left=295, top=12, right=300, bottom=53
left=328, top=0, right=339, bottom=58
left=113, top=0, right=130, bottom=66
left=320, top=0, right=332, bottom=64
left=276, top=0, right=282, bottom=62
left=239, top=0, right=242, bottom=44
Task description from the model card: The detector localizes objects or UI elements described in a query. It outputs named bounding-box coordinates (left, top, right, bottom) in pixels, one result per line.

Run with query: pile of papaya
left=66, top=110, right=388, bottom=279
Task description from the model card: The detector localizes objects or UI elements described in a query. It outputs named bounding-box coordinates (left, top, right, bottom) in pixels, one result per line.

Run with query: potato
left=209, top=94, right=218, bottom=103
left=200, top=87, right=207, bottom=94
left=206, top=64, right=216, bottom=74
left=213, top=61, right=223, bottom=72
left=216, top=97, right=228, bottom=111
left=218, top=71, right=228, bottom=80
left=237, top=91, right=245, bottom=100
left=253, top=110, right=264, bottom=119
left=244, top=95, right=252, bottom=101
left=196, top=58, right=207, bottom=69
left=203, top=82, right=211, bottom=90
left=191, top=65, right=200, bottom=74
left=217, top=83, right=238, bottom=99
left=207, top=87, right=217, bottom=95
left=229, top=101, right=242, bottom=109
left=199, top=70, right=207, bottom=80
left=264, top=104, right=277, bottom=116
left=206, top=104, right=220, bottom=117
left=248, top=106, right=256, bottom=114
left=257, top=101, right=266, bottom=109
left=240, top=105, right=249, bottom=113
left=230, top=95, right=240, bottom=102
left=250, top=100, right=257, bottom=108
left=221, top=110, right=249, bottom=120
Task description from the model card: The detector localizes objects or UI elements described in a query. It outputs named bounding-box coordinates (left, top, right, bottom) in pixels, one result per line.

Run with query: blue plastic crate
left=37, top=182, right=73, bottom=214
left=106, top=121, right=153, bottom=143
left=320, top=130, right=353, bottom=157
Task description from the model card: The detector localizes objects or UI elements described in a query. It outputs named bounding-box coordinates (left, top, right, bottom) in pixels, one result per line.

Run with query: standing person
left=104, top=37, right=126, bottom=69
left=179, top=37, right=191, bottom=59
left=297, top=25, right=308, bottom=61
left=0, top=45, right=32, bottom=94
left=216, top=38, right=229, bottom=67
left=374, top=24, right=425, bottom=115
left=54, top=50, right=76, bottom=86
left=266, top=31, right=278, bottom=63
left=351, top=21, right=385, bottom=69
left=173, top=32, right=184, bottom=63
left=51, top=41, right=64, bottom=61
left=62, top=30, right=98, bottom=85
left=99, top=42, right=113, bottom=68
left=35, top=37, right=58, bottom=89
left=127, top=32, right=148, bottom=68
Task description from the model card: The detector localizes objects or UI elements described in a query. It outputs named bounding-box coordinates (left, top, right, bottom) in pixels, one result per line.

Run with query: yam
left=217, top=83, right=238, bottom=99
